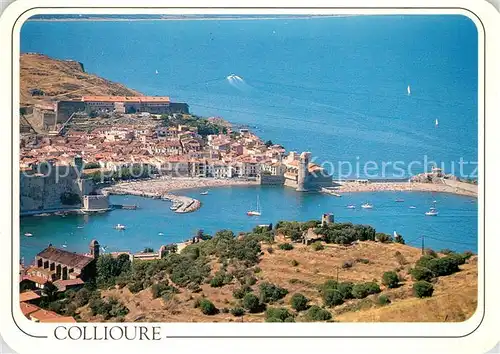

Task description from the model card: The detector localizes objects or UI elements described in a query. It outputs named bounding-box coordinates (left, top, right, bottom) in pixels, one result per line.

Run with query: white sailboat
left=247, top=195, right=262, bottom=216
left=361, top=202, right=373, bottom=209
left=155, top=69, right=159, bottom=75
left=435, top=118, right=439, bottom=127
left=114, top=223, right=126, bottom=230
left=407, top=85, right=411, bottom=96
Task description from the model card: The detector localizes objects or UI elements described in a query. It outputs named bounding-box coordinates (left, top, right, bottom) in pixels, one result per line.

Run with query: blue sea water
left=19, top=15, right=479, bottom=261
left=20, top=189, right=477, bottom=263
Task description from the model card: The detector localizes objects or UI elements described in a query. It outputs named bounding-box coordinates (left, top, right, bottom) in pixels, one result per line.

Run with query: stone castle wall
left=20, top=166, right=96, bottom=213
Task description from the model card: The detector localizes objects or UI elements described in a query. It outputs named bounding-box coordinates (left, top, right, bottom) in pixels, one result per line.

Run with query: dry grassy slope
left=79, top=241, right=477, bottom=323
left=20, top=53, right=143, bottom=106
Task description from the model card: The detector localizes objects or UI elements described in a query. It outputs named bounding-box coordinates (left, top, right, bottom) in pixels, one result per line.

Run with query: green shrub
left=259, top=282, right=288, bottom=304
left=311, top=242, right=324, bottom=251
left=233, top=285, right=252, bottom=299
left=199, top=299, right=217, bottom=315
left=128, top=281, right=144, bottom=293
left=279, top=243, right=294, bottom=251
left=424, top=248, right=438, bottom=258
left=306, top=305, right=332, bottom=321
left=290, top=293, right=309, bottom=311
left=410, top=267, right=434, bottom=282
left=439, top=248, right=455, bottom=255
left=290, top=259, right=299, bottom=267
left=323, top=289, right=344, bottom=307
left=210, top=275, right=225, bottom=288
left=336, top=282, right=354, bottom=300
left=352, top=282, right=381, bottom=299
left=375, top=233, right=392, bottom=243
left=230, top=307, right=245, bottom=317
left=413, top=281, right=434, bottom=298
left=242, top=293, right=261, bottom=313
left=382, top=271, right=399, bottom=288
left=265, top=307, right=294, bottom=322
left=377, top=294, right=391, bottom=305
left=416, top=254, right=437, bottom=269
left=426, top=256, right=460, bottom=276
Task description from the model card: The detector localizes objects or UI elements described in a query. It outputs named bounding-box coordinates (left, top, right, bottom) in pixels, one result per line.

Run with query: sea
left=20, top=15, right=479, bottom=262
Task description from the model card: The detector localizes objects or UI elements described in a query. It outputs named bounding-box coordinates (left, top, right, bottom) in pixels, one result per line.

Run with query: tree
left=42, top=282, right=58, bottom=302
left=199, top=299, right=217, bottom=315
left=265, top=307, right=294, bottom=322
left=413, top=281, right=434, bottom=298
left=410, top=267, right=434, bottom=282
left=242, top=293, right=261, bottom=313
left=279, top=243, right=294, bottom=251
left=259, top=282, right=288, bottom=304
left=323, top=289, right=344, bottom=307
left=306, top=305, right=332, bottom=321
left=265, top=140, right=273, bottom=148
left=382, top=271, right=399, bottom=288
left=290, top=293, right=309, bottom=311
left=230, top=307, right=245, bottom=317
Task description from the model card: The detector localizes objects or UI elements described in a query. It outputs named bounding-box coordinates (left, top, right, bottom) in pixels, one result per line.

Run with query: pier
left=103, top=186, right=201, bottom=213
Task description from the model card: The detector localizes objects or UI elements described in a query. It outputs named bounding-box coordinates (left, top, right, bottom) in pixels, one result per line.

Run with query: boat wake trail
left=227, top=74, right=252, bottom=92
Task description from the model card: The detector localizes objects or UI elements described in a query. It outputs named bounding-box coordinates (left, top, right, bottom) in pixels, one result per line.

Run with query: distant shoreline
left=334, top=181, right=478, bottom=198
left=26, top=15, right=355, bottom=22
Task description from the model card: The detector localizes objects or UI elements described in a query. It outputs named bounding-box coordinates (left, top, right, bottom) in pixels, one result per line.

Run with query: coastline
left=333, top=181, right=478, bottom=198
left=102, top=177, right=260, bottom=213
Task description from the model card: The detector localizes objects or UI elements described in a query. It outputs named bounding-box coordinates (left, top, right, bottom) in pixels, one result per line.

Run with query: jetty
left=103, top=186, right=201, bottom=213
left=321, top=187, right=342, bottom=197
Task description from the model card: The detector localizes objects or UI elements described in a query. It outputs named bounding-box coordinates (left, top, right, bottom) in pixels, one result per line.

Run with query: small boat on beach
left=347, top=205, right=356, bottom=209
left=247, top=195, right=262, bottom=216
left=361, top=203, right=373, bottom=209
left=24, top=233, right=33, bottom=237
left=114, top=224, right=126, bottom=230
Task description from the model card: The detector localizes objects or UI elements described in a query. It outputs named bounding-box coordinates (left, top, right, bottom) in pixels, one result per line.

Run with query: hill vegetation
left=35, top=220, right=477, bottom=323
left=20, top=53, right=142, bottom=107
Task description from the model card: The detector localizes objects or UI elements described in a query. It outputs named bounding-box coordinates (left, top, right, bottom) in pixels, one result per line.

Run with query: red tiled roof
left=21, top=275, right=49, bottom=285
left=37, top=246, right=94, bottom=269
left=30, top=309, right=61, bottom=322
left=40, top=316, right=76, bottom=323
left=82, top=96, right=170, bottom=103
left=20, top=302, right=40, bottom=317
left=53, top=278, right=84, bottom=291
left=19, top=291, right=41, bottom=303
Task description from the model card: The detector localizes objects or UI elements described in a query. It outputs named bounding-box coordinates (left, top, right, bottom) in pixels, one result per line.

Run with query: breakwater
left=103, top=186, right=201, bottom=213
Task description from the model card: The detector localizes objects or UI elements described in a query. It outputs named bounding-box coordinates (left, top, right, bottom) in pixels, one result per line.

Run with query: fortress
left=283, top=151, right=333, bottom=191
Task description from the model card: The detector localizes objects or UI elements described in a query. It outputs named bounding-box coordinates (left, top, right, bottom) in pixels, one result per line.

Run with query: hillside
left=75, top=238, right=477, bottom=323
left=20, top=53, right=143, bottom=107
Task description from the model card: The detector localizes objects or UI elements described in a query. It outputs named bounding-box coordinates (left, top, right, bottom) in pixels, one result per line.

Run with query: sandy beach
left=111, top=177, right=259, bottom=194
left=333, top=181, right=478, bottom=198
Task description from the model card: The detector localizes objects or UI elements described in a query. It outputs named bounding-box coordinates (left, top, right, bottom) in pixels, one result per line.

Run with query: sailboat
left=361, top=202, right=373, bottom=209
left=155, top=69, right=159, bottom=75
left=425, top=201, right=439, bottom=216
left=247, top=195, right=262, bottom=216
left=200, top=191, right=209, bottom=195
left=435, top=118, right=439, bottom=127
left=407, top=85, right=411, bottom=96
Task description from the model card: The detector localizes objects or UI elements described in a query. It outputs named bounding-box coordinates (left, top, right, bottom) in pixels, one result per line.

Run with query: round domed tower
left=89, top=239, right=100, bottom=259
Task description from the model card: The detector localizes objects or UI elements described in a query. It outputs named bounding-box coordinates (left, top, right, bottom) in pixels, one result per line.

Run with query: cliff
left=20, top=53, right=143, bottom=107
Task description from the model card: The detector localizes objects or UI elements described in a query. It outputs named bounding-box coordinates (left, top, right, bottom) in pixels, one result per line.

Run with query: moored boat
left=361, top=203, right=373, bottom=209
left=114, top=223, right=126, bottom=230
